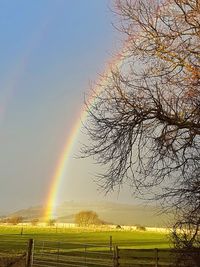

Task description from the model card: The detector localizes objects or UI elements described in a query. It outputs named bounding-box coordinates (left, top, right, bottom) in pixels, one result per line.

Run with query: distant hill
left=8, top=201, right=172, bottom=227
left=6, top=205, right=46, bottom=222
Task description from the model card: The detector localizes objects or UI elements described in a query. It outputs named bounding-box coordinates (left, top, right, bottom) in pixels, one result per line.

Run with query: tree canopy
left=75, top=211, right=102, bottom=226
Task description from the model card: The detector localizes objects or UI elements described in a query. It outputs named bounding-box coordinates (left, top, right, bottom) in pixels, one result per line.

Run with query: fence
left=31, top=242, right=199, bottom=267
left=0, top=236, right=114, bottom=267
left=32, top=240, right=114, bottom=267
left=0, top=235, right=199, bottom=267
left=117, top=248, right=200, bottom=267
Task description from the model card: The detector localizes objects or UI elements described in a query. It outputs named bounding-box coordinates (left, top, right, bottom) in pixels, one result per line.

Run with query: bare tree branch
left=83, top=0, right=200, bottom=256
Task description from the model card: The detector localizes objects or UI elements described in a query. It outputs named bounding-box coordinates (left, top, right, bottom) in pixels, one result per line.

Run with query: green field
left=0, top=225, right=171, bottom=249
left=1, top=226, right=187, bottom=267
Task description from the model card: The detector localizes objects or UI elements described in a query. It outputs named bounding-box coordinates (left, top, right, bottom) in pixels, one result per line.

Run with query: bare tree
left=6, top=216, right=24, bottom=225
left=46, top=218, right=56, bottom=227
left=74, top=211, right=103, bottom=227
left=171, top=213, right=200, bottom=266
left=83, top=0, right=200, bottom=254
left=30, top=218, right=39, bottom=226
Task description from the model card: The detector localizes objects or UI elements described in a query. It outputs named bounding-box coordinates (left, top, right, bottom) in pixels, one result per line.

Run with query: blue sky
left=0, top=0, right=136, bottom=213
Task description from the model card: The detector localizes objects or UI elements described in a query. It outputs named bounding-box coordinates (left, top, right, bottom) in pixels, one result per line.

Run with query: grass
left=0, top=225, right=175, bottom=266
left=0, top=224, right=171, bottom=249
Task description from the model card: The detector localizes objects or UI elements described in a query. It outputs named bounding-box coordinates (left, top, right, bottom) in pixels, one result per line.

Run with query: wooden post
left=84, top=245, right=87, bottom=266
left=56, top=242, right=60, bottom=266
left=110, top=236, right=113, bottom=252
left=116, top=246, right=119, bottom=266
left=155, top=248, right=158, bottom=267
left=113, top=245, right=120, bottom=267
left=20, top=227, right=23, bottom=235
left=113, top=246, right=116, bottom=267
left=26, top=239, right=34, bottom=267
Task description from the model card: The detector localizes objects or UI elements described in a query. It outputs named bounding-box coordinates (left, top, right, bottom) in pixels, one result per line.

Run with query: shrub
left=136, top=225, right=146, bottom=231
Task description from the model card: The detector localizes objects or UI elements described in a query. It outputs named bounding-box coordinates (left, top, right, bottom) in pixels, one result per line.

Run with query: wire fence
left=32, top=240, right=113, bottom=267
left=0, top=234, right=199, bottom=267
left=117, top=248, right=200, bottom=267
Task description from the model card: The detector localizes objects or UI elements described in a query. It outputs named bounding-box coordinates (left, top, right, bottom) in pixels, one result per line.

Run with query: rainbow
left=44, top=42, right=130, bottom=219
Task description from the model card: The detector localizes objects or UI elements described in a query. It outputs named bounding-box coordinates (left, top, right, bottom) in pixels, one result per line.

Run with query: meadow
left=1, top=225, right=186, bottom=267
left=0, top=224, right=171, bottom=249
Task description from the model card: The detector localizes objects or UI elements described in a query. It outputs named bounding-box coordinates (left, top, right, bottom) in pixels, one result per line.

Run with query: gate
left=32, top=240, right=114, bottom=267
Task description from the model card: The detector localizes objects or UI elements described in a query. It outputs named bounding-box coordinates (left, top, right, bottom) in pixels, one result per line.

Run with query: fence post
left=110, top=236, right=113, bottom=252
left=155, top=248, right=158, bottom=267
left=57, top=242, right=60, bottom=266
left=84, top=244, right=87, bottom=266
left=20, top=227, right=23, bottom=235
left=26, top=239, right=34, bottom=267
left=113, top=245, right=120, bottom=267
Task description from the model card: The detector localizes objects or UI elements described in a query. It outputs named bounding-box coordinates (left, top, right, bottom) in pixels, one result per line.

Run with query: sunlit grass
left=0, top=225, right=171, bottom=249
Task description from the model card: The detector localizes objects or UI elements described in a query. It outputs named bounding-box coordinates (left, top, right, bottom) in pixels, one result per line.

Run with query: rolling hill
left=7, top=201, right=173, bottom=227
